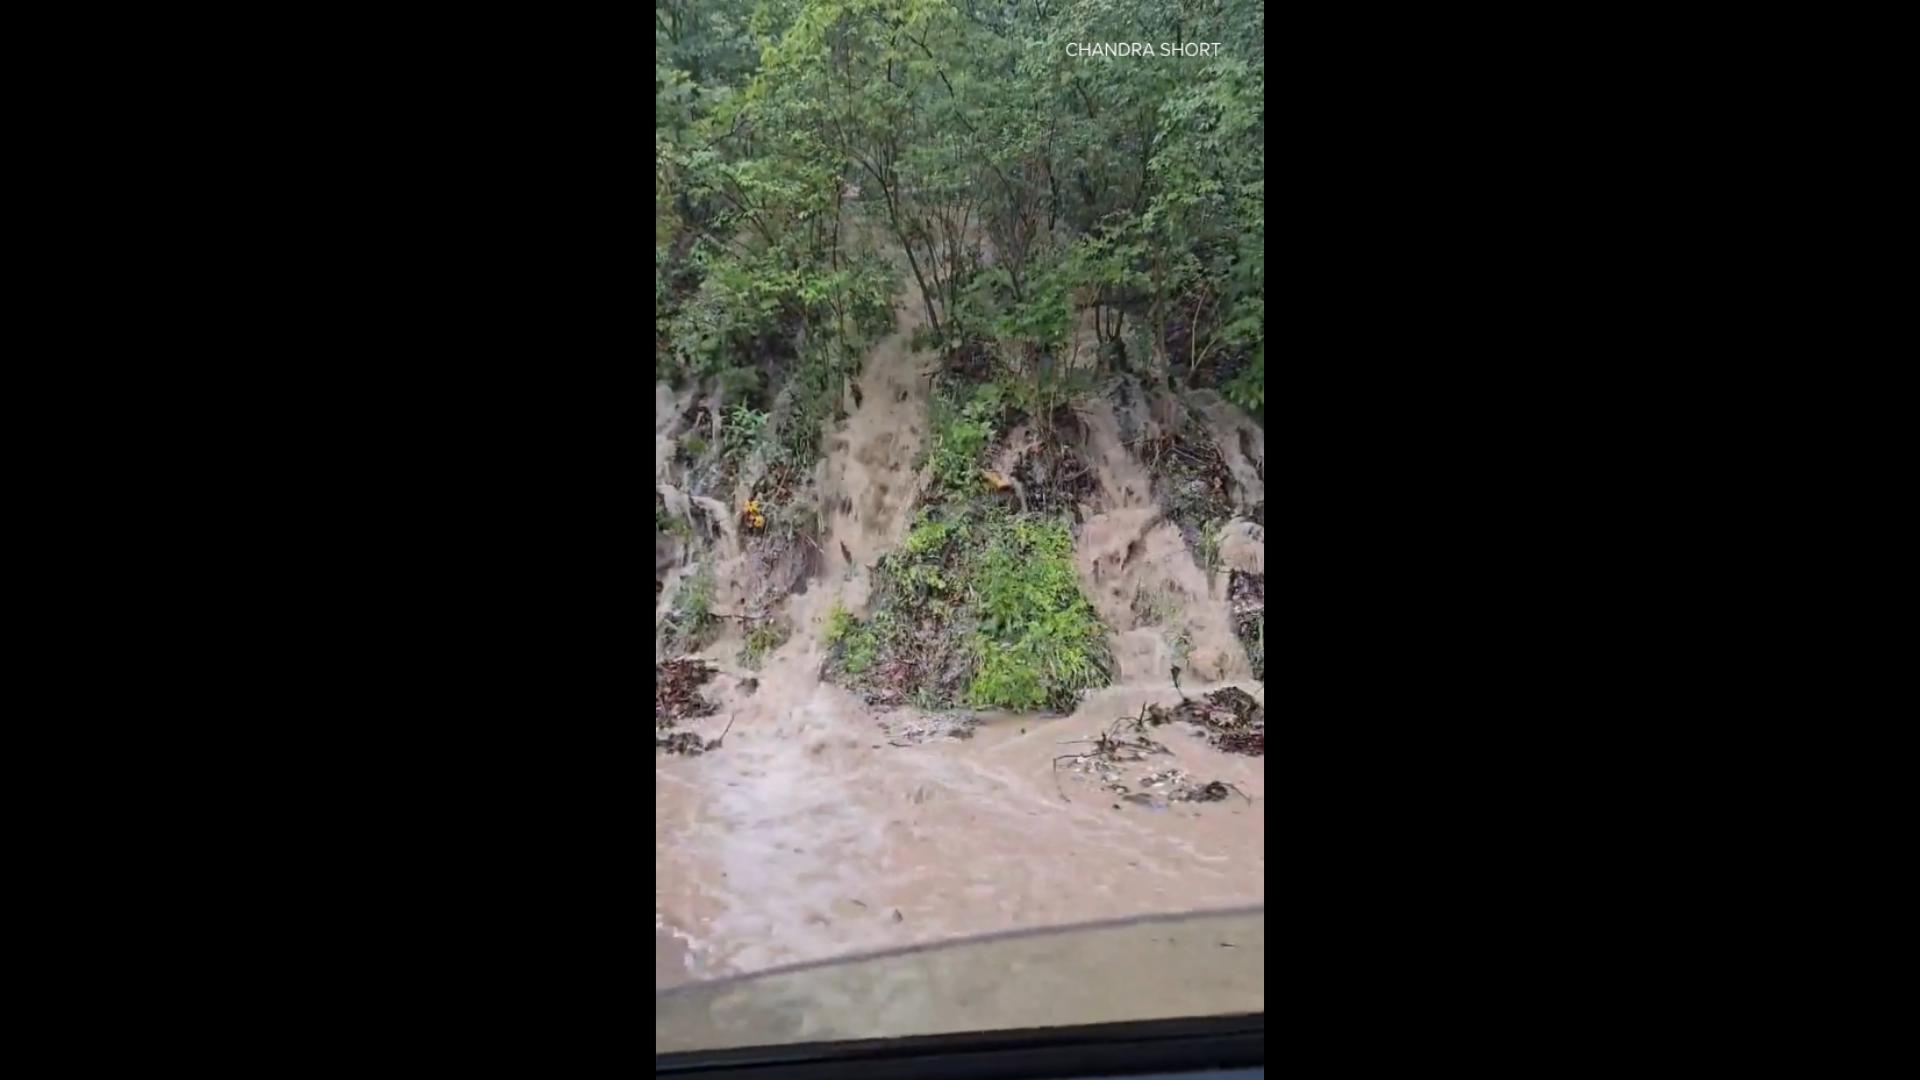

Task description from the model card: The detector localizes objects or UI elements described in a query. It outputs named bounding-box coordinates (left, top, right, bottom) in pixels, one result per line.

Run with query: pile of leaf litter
left=656, top=658, right=730, bottom=755
left=1133, top=688, right=1265, bottom=757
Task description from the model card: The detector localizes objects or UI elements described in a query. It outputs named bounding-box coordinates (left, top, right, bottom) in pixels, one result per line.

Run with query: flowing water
left=657, top=275, right=1265, bottom=988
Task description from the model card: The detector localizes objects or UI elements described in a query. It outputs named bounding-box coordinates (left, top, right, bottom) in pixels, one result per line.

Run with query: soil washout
left=657, top=262, right=1266, bottom=988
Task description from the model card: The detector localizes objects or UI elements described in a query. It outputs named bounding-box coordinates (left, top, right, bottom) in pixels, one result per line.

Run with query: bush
left=925, top=389, right=999, bottom=500
left=717, top=365, right=765, bottom=408
left=769, top=347, right=848, bottom=470
left=965, top=518, right=1107, bottom=710
left=822, top=508, right=1109, bottom=712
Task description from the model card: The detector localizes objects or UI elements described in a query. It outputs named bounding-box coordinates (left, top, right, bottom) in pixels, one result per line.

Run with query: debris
left=1229, top=571, right=1264, bottom=681
left=1107, top=767, right=1252, bottom=809
left=656, top=659, right=718, bottom=725
left=656, top=731, right=708, bottom=755
left=657, top=659, right=728, bottom=755
left=892, top=909, right=904, bottom=923
left=1131, top=688, right=1264, bottom=756
left=1145, top=419, right=1235, bottom=562
left=1052, top=716, right=1175, bottom=801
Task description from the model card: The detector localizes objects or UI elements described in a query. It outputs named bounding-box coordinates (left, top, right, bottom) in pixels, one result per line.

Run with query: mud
left=656, top=679, right=1264, bottom=983
left=1070, top=399, right=1252, bottom=685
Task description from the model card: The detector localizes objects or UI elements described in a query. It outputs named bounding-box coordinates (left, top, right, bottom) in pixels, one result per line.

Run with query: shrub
left=823, top=508, right=1109, bottom=712
left=926, top=396, right=995, bottom=500
left=965, top=517, right=1107, bottom=710
left=717, top=365, right=765, bottom=408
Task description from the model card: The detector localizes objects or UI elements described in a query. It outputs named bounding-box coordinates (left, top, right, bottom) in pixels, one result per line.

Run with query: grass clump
left=822, top=508, right=1109, bottom=712
left=822, top=600, right=855, bottom=644
left=1198, top=518, right=1224, bottom=575
left=663, top=561, right=718, bottom=655
left=723, top=404, right=767, bottom=462
left=739, top=617, right=791, bottom=669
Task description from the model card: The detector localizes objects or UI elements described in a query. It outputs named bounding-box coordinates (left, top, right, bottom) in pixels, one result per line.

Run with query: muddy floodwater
left=657, top=681, right=1264, bottom=984
left=657, top=264, right=1265, bottom=988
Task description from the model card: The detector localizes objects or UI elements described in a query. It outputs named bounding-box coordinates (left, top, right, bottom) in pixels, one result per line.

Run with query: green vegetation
left=823, top=508, right=1109, bottom=711
left=716, top=365, right=765, bottom=408
left=658, top=0, right=1265, bottom=416
left=663, top=561, right=719, bottom=654
left=724, top=403, right=768, bottom=461
left=771, top=347, right=857, bottom=470
left=925, top=394, right=997, bottom=501
left=822, top=600, right=855, bottom=644
left=657, top=1, right=1267, bottom=687
left=740, top=617, right=792, bottom=669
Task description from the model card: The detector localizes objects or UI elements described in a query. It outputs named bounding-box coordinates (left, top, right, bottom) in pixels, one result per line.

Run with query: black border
left=657, top=1011, right=1263, bottom=1079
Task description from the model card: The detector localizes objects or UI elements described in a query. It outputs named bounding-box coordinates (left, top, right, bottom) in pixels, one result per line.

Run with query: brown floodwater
left=657, top=262, right=1264, bottom=989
